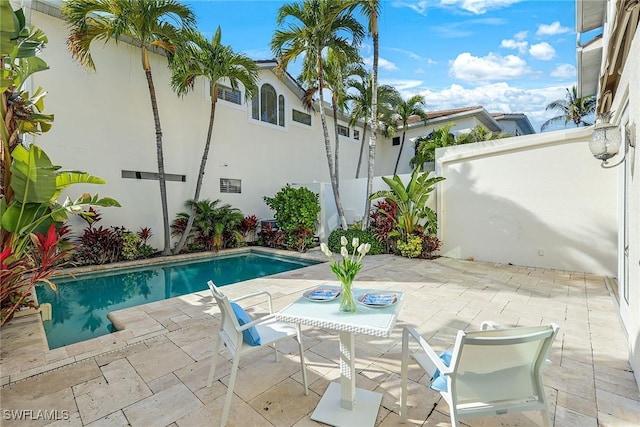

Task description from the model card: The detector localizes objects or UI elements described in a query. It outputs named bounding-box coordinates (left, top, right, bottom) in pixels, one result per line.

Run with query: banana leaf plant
left=369, top=167, right=445, bottom=239
left=1, top=144, right=120, bottom=253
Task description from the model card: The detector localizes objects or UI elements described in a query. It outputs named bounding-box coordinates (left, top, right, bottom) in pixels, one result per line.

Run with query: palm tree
left=301, top=53, right=365, bottom=185
left=392, top=94, right=428, bottom=174
left=169, top=27, right=259, bottom=254
left=345, top=70, right=398, bottom=178
left=541, top=86, right=596, bottom=131
left=345, top=0, right=381, bottom=228
left=271, top=0, right=364, bottom=230
left=456, top=125, right=510, bottom=144
left=63, top=0, right=196, bottom=256
left=410, top=124, right=456, bottom=170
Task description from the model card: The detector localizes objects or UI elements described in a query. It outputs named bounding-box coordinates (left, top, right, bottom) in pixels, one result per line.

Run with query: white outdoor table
left=276, top=284, right=404, bottom=427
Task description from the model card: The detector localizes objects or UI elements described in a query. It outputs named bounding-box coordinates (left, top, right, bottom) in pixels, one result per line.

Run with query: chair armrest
left=238, top=313, right=277, bottom=331
left=481, top=320, right=503, bottom=330
left=403, top=327, right=451, bottom=378
left=233, top=291, right=274, bottom=314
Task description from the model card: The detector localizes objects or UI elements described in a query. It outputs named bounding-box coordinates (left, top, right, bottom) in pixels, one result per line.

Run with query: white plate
left=357, top=292, right=398, bottom=308
left=304, top=287, right=341, bottom=302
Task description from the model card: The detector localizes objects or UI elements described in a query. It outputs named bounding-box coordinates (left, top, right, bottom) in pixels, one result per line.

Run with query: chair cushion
left=230, top=302, right=261, bottom=346
left=430, top=350, right=452, bottom=392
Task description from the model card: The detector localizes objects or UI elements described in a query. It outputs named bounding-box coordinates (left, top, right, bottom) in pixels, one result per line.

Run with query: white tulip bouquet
left=320, top=236, right=371, bottom=312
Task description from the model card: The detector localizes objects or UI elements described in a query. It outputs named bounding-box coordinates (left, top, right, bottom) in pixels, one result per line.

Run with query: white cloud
left=501, top=38, right=528, bottom=54
left=439, top=0, right=523, bottom=14
left=387, top=47, right=423, bottom=61
left=514, top=31, right=528, bottom=41
left=550, top=63, right=576, bottom=79
left=415, top=68, right=425, bottom=74
left=381, top=79, right=424, bottom=92
left=363, top=56, right=398, bottom=71
left=449, top=52, right=530, bottom=81
left=392, top=1, right=429, bottom=15
left=427, top=58, right=437, bottom=65
left=529, top=42, right=555, bottom=60
left=408, top=82, right=571, bottom=132
left=536, top=21, right=571, bottom=36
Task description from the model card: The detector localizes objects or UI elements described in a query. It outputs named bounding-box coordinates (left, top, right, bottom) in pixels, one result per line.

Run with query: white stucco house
left=375, top=105, right=536, bottom=176
left=21, top=0, right=638, bottom=386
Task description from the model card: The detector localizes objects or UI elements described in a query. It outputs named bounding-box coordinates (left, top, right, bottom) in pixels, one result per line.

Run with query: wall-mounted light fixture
left=588, top=113, right=635, bottom=168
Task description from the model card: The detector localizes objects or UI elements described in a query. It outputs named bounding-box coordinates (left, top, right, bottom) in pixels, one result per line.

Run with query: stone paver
left=1, top=251, right=638, bottom=426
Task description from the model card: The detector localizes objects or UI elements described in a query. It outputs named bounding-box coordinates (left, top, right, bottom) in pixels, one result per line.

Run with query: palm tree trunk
left=173, top=93, right=218, bottom=254
left=364, top=14, right=378, bottom=229
left=355, top=124, right=367, bottom=178
left=393, top=130, right=406, bottom=174
left=332, top=96, right=340, bottom=184
left=318, top=58, right=347, bottom=230
left=142, top=49, right=171, bottom=255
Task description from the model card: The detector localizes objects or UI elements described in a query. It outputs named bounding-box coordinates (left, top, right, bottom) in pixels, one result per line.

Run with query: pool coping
left=1, top=247, right=328, bottom=386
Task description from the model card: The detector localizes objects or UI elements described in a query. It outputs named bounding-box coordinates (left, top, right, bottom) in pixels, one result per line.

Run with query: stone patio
left=1, top=252, right=639, bottom=426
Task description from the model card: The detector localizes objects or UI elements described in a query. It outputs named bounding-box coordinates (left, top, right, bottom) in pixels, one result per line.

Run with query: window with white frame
left=353, top=129, right=360, bottom=140
left=292, top=109, right=312, bottom=126
left=220, top=178, right=241, bottom=194
left=337, top=124, right=349, bottom=137
left=216, top=85, right=241, bottom=104
left=252, top=84, right=285, bottom=127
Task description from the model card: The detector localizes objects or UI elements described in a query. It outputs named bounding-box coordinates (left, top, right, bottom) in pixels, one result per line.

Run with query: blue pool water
left=36, top=252, right=318, bottom=349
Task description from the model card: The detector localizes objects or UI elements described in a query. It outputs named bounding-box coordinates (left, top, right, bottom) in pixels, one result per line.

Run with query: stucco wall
left=436, top=127, right=618, bottom=276
left=30, top=11, right=361, bottom=249
left=609, top=26, right=640, bottom=387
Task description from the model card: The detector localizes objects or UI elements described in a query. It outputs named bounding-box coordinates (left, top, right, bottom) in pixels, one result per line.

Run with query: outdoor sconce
left=588, top=114, right=635, bottom=168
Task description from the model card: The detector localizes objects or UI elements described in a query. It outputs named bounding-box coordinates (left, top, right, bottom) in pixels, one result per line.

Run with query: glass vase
left=339, top=279, right=357, bottom=313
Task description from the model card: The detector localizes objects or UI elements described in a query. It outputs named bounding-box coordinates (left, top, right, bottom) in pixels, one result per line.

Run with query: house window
left=353, top=129, right=360, bottom=140
left=122, top=170, right=186, bottom=182
left=216, top=85, right=241, bottom=104
left=292, top=109, right=312, bottom=126
left=278, top=95, right=285, bottom=127
left=392, top=136, right=400, bottom=146
left=252, top=84, right=285, bottom=127
left=337, top=125, right=349, bottom=137
left=220, top=178, right=241, bottom=194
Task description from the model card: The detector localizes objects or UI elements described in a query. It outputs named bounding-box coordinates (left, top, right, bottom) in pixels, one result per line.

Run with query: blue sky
left=185, top=0, right=579, bottom=132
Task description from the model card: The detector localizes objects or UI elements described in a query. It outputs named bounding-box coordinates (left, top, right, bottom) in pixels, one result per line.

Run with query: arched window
left=252, top=84, right=285, bottom=127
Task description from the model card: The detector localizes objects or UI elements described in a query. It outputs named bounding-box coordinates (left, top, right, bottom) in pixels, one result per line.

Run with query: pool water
left=36, top=252, right=318, bottom=349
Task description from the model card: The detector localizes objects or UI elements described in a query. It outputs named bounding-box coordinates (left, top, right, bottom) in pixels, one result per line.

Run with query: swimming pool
left=36, top=251, right=319, bottom=349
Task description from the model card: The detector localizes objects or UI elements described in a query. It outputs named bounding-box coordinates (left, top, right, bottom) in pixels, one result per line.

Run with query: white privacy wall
left=436, top=127, right=618, bottom=276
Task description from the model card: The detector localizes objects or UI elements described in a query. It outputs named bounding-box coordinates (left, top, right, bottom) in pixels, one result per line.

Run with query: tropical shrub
left=258, top=223, right=285, bottom=249
left=327, top=229, right=384, bottom=255
left=397, top=235, right=422, bottom=258
left=263, top=185, right=320, bottom=252
left=369, top=168, right=444, bottom=240
left=368, top=199, right=398, bottom=252
left=74, top=226, right=125, bottom=265
left=0, top=225, right=72, bottom=326
left=122, top=232, right=157, bottom=260
left=171, top=199, right=244, bottom=252
left=241, top=214, right=259, bottom=243
left=421, top=233, right=442, bottom=259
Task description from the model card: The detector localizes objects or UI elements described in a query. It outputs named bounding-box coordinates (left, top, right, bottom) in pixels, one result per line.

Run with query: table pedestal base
left=311, top=382, right=382, bottom=427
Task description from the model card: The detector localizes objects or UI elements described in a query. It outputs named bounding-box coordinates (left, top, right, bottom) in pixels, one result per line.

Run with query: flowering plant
left=320, top=236, right=371, bottom=284
left=320, top=236, right=371, bottom=312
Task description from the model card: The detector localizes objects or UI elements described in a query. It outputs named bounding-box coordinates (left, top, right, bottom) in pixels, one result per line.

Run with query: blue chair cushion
left=230, top=302, right=261, bottom=346
left=430, top=350, right=453, bottom=392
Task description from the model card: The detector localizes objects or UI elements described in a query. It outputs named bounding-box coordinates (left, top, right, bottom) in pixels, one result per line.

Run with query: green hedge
left=327, top=229, right=385, bottom=255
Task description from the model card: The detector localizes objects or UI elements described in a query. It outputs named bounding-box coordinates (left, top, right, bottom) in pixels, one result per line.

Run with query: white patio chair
left=206, top=280, right=308, bottom=427
left=401, top=321, right=559, bottom=426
